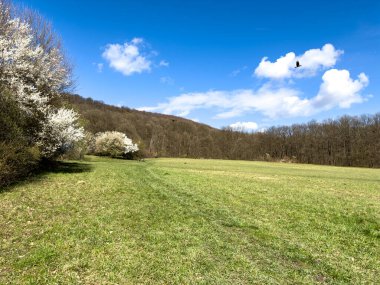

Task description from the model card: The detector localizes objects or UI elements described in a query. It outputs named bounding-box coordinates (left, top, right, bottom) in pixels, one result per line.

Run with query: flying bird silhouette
left=295, top=61, right=302, bottom=68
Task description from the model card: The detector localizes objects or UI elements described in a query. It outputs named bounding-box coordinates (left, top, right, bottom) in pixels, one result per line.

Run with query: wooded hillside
left=64, top=94, right=380, bottom=167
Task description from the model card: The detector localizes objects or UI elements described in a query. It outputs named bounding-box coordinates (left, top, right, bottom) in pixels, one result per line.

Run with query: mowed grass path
left=1, top=157, right=379, bottom=284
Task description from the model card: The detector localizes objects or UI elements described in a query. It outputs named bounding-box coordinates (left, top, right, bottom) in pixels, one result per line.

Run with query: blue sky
left=15, top=0, right=380, bottom=130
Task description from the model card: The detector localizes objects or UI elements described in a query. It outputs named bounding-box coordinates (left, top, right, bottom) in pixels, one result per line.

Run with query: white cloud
left=229, top=122, right=259, bottom=131
left=312, top=69, right=369, bottom=109
left=139, top=69, right=368, bottom=119
left=139, top=87, right=307, bottom=119
left=139, top=91, right=231, bottom=117
left=131, top=38, right=143, bottom=45
left=159, top=60, right=169, bottom=67
left=254, top=44, right=343, bottom=79
left=102, top=38, right=151, bottom=76
left=134, top=43, right=368, bottom=123
left=298, top=44, right=343, bottom=74
left=214, top=86, right=311, bottom=119
left=255, top=52, right=295, bottom=79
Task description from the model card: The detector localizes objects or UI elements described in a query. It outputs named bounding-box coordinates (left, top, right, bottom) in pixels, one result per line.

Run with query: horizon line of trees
left=220, top=114, right=380, bottom=167
left=66, top=94, right=380, bottom=168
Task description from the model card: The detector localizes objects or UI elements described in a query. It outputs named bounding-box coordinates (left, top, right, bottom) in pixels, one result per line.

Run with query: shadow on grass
left=40, top=160, right=93, bottom=174
left=0, top=160, right=93, bottom=194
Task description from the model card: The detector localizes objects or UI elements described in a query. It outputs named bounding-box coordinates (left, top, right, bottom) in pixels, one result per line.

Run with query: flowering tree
left=0, top=0, right=83, bottom=159
left=0, top=6, right=69, bottom=112
left=94, top=131, right=139, bottom=158
left=38, top=108, right=84, bottom=157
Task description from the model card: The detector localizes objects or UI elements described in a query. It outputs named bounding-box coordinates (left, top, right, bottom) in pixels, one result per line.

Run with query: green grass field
left=1, top=156, right=379, bottom=284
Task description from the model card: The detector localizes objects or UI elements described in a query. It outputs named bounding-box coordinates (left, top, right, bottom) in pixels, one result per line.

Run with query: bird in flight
left=295, top=61, right=302, bottom=68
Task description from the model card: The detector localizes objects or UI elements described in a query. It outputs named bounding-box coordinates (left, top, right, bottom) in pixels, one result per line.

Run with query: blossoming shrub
left=0, top=0, right=84, bottom=185
left=38, top=108, right=84, bottom=158
left=94, top=131, right=139, bottom=158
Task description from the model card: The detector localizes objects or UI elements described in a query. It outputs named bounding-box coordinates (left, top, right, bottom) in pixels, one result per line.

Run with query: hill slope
left=64, top=94, right=223, bottom=158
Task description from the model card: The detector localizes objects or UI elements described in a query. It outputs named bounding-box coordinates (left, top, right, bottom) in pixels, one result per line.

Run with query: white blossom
left=0, top=1, right=79, bottom=158
left=0, top=18, right=46, bottom=111
left=38, top=108, right=85, bottom=157
left=0, top=2, right=71, bottom=110
left=123, top=136, right=139, bottom=153
left=94, top=131, right=139, bottom=157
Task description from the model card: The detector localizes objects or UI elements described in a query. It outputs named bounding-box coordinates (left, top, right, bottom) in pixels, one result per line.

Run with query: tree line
left=65, top=94, right=380, bottom=168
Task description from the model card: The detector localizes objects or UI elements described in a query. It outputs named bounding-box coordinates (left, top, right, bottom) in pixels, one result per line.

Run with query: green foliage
left=0, top=88, right=29, bottom=141
left=0, top=143, right=40, bottom=187
left=1, top=156, right=379, bottom=283
left=60, top=132, right=92, bottom=160
left=0, top=90, right=41, bottom=187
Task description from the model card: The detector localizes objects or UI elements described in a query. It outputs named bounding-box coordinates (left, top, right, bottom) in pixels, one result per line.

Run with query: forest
left=65, top=94, right=380, bottom=168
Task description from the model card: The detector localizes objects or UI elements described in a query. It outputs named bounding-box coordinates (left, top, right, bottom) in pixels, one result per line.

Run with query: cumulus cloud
left=102, top=38, right=151, bottom=76
left=312, top=69, right=369, bottom=109
left=229, top=122, right=259, bottom=131
left=214, top=86, right=310, bottom=119
left=254, top=44, right=343, bottom=79
left=137, top=43, right=368, bottom=122
left=298, top=44, right=343, bottom=74
left=255, top=52, right=295, bottom=79
left=139, top=69, right=368, bottom=119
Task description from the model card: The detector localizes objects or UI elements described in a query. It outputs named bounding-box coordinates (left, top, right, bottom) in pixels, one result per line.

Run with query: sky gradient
left=15, top=0, right=380, bottom=130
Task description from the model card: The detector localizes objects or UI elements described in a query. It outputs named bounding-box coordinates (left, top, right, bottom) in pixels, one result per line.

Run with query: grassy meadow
left=1, top=156, right=379, bottom=284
